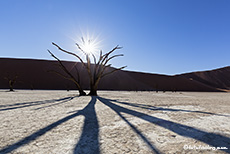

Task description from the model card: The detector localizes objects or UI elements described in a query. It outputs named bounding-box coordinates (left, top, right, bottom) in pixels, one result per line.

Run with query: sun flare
left=81, top=38, right=98, bottom=54
left=77, top=34, right=101, bottom=56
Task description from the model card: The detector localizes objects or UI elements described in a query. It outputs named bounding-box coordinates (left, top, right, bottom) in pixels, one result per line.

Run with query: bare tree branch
left=92, top=54, right=97, bottom=65
left=102, top=54, right=124, bottom=66
left=52, top=42, right=86, bottom=67
left=47, top=49, right=82, bottom=90
left=76, top=43, right=87, bottom=55
left=99, top=45, right=122, bottom=66
left=96, top=46, right=123, bottom=78
left=97, top=64, right=111, bottom=79
left=49, top=40, right=125, bottom=96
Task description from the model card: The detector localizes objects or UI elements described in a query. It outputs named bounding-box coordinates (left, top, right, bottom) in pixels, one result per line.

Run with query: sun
left=80, top=38, right=98, bottom=55
left=76, top=33, right=102, bottom=56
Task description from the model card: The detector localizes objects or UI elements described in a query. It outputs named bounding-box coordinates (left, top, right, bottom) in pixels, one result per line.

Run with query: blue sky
left=0, top=0, right=230, bottom=75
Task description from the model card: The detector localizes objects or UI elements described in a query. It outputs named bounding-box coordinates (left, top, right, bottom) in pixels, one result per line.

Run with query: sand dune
left=180, top=66, right=230, bottom=91
left=0, top=58, right=229, bottom=92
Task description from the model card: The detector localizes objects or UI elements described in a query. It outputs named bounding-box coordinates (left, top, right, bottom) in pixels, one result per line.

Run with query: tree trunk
left=9, top=87, right=14, bottom=91
left=88, top=89, right=97, bottom=96
left=88, top=84, right=97, bottom=96
left=9, top=81, right=14, bottom=92
left=79, top=89, right=86, bottom=96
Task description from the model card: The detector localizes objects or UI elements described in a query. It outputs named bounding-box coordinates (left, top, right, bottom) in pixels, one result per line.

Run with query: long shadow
left=74, top=96, right=99, bottom=154
left=0, top=96, right=99, bottom=154
left=110, top=100, right=230, bottom=117
left=0, top=96, right=77, bottom=111
left=33, top=97, right=75, bottom=110
left=97, top=97, right=161, bottom=154
left=98, top=97, right=230, bottom=153
left=1, top=96, right=229, bottom=153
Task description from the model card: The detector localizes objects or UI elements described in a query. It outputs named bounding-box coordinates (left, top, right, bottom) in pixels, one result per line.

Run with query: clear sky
left=0, top=0, right=230, bottom=75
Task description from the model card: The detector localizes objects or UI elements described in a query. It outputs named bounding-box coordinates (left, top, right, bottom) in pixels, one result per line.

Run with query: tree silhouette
left=4, top=74, right=18, bottom=92
left=50, top=38, right=126, bottom=96
left=47, top=50, right=86, bottom=96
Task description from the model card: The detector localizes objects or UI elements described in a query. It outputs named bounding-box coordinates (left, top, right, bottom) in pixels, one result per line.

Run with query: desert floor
left=0, top=90, right=230, bottom=154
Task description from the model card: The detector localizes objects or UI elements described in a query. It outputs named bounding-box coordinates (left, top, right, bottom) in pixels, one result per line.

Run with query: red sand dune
left=0, top=58, right=229, bottom=92
left=179, top=66, right=230, bottom=91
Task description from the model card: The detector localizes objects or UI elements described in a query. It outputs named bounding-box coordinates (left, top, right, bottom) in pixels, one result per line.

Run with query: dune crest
left=0, top=58, right=229, bottom=92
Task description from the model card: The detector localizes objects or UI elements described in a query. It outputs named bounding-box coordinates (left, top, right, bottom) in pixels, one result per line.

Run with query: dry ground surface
left=0, top=90, right=230, bottom=154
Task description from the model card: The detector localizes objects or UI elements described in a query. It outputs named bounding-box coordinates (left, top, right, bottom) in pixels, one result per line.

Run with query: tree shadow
left=1, top=96, right=229, bottom=154
left=33, top=96, right=76, bottom=110
left=97, top=97, right=230, bottom=153
left=73, top=96, right=99, bottom=154
left=97, top=97, right=161, bottom=154
left=0, top=96, right=77, bottom=111
left=0, top=96, right=99, bottom=154
left=108, top=99, right=230, bottom=117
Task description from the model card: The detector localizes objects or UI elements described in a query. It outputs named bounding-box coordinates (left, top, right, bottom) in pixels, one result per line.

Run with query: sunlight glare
left=77, top=32, right=102, bottom=56
left=81, top=38, right=97, bottom=55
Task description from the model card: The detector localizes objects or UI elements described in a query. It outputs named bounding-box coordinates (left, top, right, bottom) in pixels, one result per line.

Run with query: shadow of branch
left=98, top=97, right=230, bottom=153
left=97, top=97, right=161, bottom=154
left=0, top=96, right=100, bottom=154
left=0, top=96, right=77, bottom=111
left=110, top=99, right=230, bottom=117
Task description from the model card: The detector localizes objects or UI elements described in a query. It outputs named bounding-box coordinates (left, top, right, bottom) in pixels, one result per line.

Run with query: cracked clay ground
left=0, top=90, right=230, bottom=154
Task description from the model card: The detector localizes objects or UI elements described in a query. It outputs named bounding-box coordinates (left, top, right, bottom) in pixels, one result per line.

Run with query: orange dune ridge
left=0, top=58, right=229, bottom=92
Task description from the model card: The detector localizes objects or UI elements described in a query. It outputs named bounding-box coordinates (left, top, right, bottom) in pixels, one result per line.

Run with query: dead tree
left=52, top=39, right=126, bottom=96
left=4, top=74, right=18, bottom=92
left=47, top=50, right=86, bottom=96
